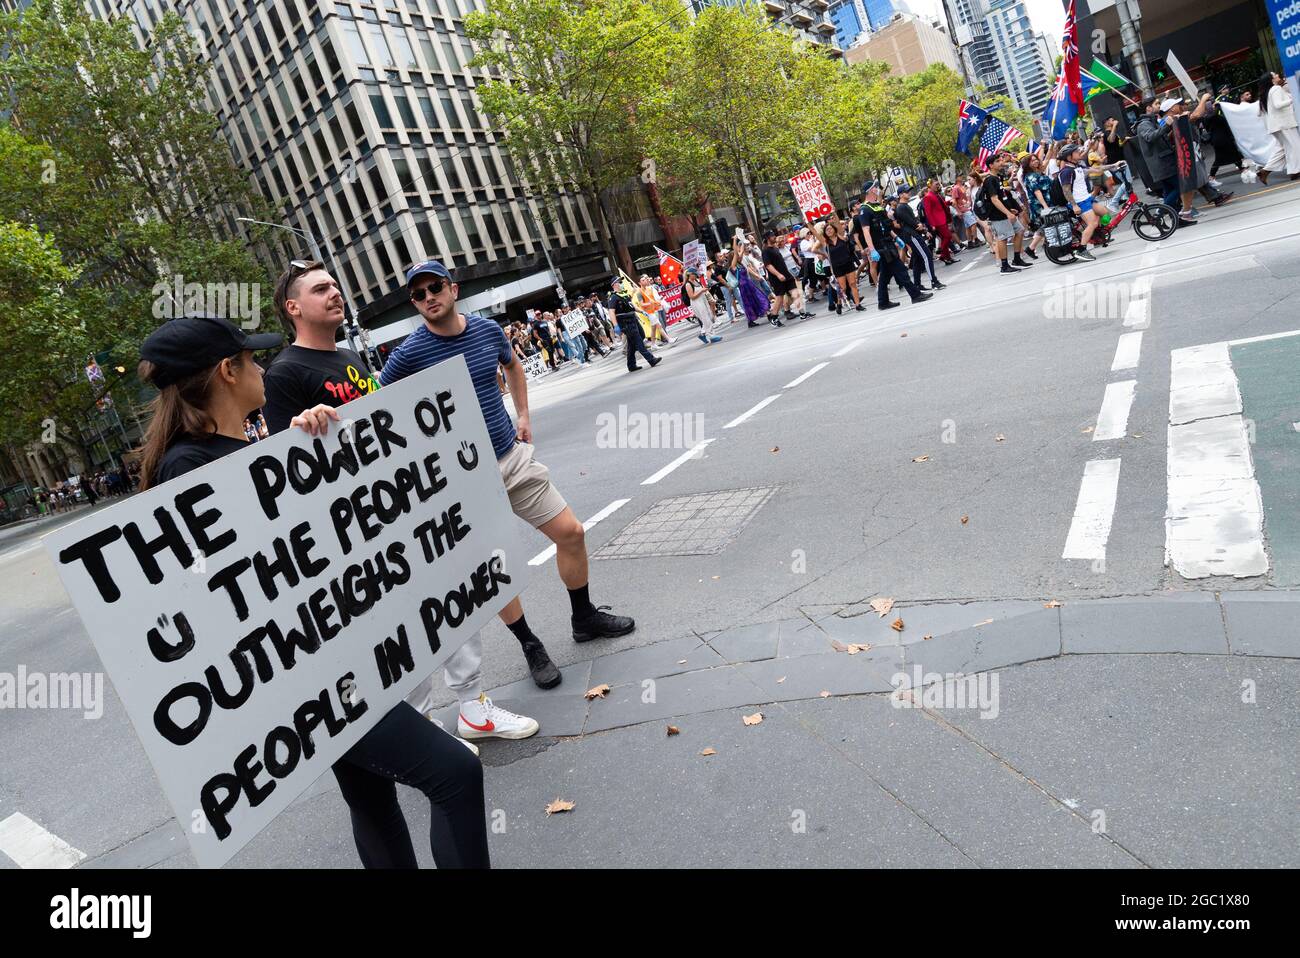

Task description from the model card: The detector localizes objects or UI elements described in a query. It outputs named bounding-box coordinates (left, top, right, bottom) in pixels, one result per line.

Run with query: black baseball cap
left=862, top=180, right=878, bottom=194
left=140, top=314, right=282, bottom=387
left=405, top=259, right=454, bottom=289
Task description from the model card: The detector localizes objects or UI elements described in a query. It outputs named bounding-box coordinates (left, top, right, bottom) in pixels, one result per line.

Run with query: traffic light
left=697, top=218, right=729, bottom=255
left=1148, top=57, right=1169, bottom=84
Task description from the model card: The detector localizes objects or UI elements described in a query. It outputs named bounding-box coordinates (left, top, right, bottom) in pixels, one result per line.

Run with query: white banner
left=45, top=356, right=527, bottom=867
left=1165, top=49, right=1199, bottom=102
left=560, top=310, right=589, bottom=338
left=788, top=166, right=834, bottom=224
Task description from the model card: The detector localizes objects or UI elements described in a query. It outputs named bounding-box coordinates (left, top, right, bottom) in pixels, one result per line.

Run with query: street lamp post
left=236, top=217, right=377, bottom=371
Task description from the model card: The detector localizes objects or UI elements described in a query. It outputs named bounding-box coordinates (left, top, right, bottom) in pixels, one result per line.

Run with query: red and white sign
left=789, top=167, right=834, bottom=224
left=662, top=284, right=692, bottom=326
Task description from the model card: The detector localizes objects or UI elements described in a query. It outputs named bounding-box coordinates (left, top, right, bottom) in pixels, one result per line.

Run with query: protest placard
left=788, top=166, right=834, bottom=224
left=44, top=356, right=527, bottom=867
left=522, top=353, right=547, bottom=379
left=560, top=310, right=588, bottom=338
left=661, top=284, right=692, bottom=326
left=682, top=240, right=707, bottom=277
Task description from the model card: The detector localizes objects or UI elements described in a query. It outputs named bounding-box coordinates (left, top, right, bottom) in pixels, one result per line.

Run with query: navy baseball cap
left=405, top=259, right=453, bottom=288
left=140, top=314, right=281, bottom=387
left=862, top=180, right=878, bottom=194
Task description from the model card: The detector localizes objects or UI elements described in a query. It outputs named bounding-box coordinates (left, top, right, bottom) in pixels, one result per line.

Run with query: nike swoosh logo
left=460, top=715, right=495, bottom=732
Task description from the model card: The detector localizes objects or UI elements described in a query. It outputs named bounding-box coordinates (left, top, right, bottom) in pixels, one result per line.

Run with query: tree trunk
left=643, top=172, right=674, bottom=251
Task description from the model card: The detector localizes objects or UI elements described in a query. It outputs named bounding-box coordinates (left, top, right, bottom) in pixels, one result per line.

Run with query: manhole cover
left=594, top=486, right=779, bottom=559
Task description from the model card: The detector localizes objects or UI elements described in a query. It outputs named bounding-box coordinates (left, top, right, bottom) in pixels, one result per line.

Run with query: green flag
left=1083, top=59, right=1134, bottom=99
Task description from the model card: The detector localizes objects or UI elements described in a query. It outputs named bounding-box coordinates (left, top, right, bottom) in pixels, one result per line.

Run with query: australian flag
left=977, top=115, right=1021, bottom=169
left=956, top=99, right=986, bottom=155
left=1042, top=70, right=1080, bottom=140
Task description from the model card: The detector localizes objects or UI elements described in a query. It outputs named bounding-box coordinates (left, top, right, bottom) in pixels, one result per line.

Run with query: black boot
left=521, top=638, right=562, bottom=689
left=573, top=605, right=636, bottom=642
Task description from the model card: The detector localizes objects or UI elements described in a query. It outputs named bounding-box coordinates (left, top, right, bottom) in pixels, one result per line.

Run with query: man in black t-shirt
left=860, top=182, right=932, bottom=311
left=761, top=232, right=796, bottom=326
left=981, top=153, right=1033, bottom=273
left=261, top=260, right=380, bottom=432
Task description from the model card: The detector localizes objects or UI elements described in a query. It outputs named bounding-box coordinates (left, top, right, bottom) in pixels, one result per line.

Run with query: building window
left=370, top=89, right=394, bottom=128
left=437, top=208, right=464, bottom=255
left=367, top=23, right=395, bottom=67
left=342, top=21, right=368, bottom=64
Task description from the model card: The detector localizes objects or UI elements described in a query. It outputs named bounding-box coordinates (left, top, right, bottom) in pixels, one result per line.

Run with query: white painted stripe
left=960, top=258, right=978, bottom=273
left=1062, top=459, right=1122, bottom=561
left=528, top=498, right=631, bottom=566
left=1137, top=249, right=1160, bottom=271
left=1164, top=341, right=1269, bottom=579
left=1130, top=272, right=1155, bottom=297
left=724, top=395, right=781, bottom=429
left=1122, top=294, right=1150, bottom=329
left=1093, top=380, right=1137, bottom=441
left=1111, top=331, right=1143, bottom=371
left=0, top=812, right=86, bottom=869
left=640, top=439, right=716, bottom=485
left=832, top=339, right=864, bottom=358
left=1226, top=328, right=1300, bottom=347
left=0, top=541, right=43, bottom=564
left=1168, top=342, right=1240, bottom=425
left=784, top=362, right=830, bottom=389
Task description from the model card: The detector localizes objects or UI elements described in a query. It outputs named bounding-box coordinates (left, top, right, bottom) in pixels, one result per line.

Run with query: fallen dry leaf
left=770, top=446, right=780, bottom=453
left=584, top=683, right=611, bottom=700
left=1081, top=426, right=1094, bottom=434
left=700, top=747, right=717, bottom=756
left=742, top=712, right=764, bottom=726
left=776, top=676, right=786, bottom=684
left=846, top=643, right=872, bottom=655
left=891, top=618, right=905, bottom=632
left=961, top=515, right=970, bottom=524
left=545, top=798, right=575, bottom=815
left=666, top=725, right=680, bottom=736
left=819, top=690, right=832, bottom=698
left=830, top=639, right=849, bottom=652
left=1044, top=600, right=1063, bottom=609
left=973, top=618, right=994, bottom=627
left=911, top=454, right=930, bottom=463
left=869, top=597, right=895, bottom=618
left=900, top=332, right=908, bottom=338
left=995, top=433, right=1006, bottom=442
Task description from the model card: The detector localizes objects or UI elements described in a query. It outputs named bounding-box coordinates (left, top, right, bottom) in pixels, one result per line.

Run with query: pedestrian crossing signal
left=1147, top=57, right=1169, bottom=82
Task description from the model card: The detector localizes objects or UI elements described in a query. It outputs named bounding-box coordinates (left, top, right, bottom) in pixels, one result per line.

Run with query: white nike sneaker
left=424, top=713, right=480, bottom=756
left=457, top=694, right=540, bottom=740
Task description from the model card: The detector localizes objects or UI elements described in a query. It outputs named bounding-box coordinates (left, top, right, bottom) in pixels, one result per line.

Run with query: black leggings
left=332, top=702, right=490, bottom=868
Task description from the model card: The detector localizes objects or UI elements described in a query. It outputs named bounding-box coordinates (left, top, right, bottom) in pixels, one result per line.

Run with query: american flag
left=977, top=116, right=1021, bottom=169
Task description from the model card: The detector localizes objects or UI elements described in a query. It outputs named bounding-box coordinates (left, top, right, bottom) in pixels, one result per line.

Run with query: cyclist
left=1056, top=145, right=1099, bottom=261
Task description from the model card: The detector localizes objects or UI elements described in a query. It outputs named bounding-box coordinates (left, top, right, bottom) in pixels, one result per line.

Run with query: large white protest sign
left=45, top=356, right=527, bottom=867
left=522, top=353, right=547, bottom=379
left=560, top=310, right=589, bottom=338
left=681, top=240, right=707, bottom=277
left=788, top=166, right=834, bottom=224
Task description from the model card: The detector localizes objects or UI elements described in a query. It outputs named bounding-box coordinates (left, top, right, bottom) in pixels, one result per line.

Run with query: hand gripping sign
left=789, top=166, right=834, bottom=224
left=45, top=357, right=527, bottom=867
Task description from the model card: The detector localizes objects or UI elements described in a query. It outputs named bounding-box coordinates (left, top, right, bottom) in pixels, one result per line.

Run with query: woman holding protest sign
left=135, top=313, right=490, bottom=870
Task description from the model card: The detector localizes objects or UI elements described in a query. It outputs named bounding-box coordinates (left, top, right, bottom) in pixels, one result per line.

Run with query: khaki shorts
left=498, top=441, right=568, bottom=528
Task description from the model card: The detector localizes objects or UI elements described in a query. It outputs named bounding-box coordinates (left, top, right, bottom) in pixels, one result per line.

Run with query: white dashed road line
left=832, top=338, right=864, bottom=357
left=1110, top=331, right=1143, bottom=371
left=1062, top=459, right=1122, bottom=562
left=783, top=362, right=830, bottom=389
left=724, top=395, right=781, bottom=429
left=641, top=438, right=717, bottom=485
left=528, top=498, right=632, bottom=566
left=0, top=812, right=86, bottom=869
left=1093, top=380, right=1137, bottom=441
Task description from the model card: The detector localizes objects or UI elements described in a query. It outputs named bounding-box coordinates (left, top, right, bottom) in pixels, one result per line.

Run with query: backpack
left=973, top=183, right=993, bottom=219
left=1051, top=169, right=1073, bottom=207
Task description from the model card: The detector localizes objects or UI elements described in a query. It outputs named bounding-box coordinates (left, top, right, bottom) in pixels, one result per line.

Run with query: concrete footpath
left=85, top=589, right=1298, bottom=869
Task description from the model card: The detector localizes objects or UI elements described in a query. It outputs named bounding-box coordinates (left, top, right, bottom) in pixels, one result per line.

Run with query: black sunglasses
left=410, top=278, right=448, bottom=301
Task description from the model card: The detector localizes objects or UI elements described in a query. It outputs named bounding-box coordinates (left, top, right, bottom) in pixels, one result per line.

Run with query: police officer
left=893, top=186, right=946, bottom=291
left=860, top=183, right=933, bottom=311
left=606, top=277, right=660, bottom=372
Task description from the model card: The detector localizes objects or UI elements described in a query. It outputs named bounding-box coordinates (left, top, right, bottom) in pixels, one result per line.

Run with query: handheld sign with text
left=44, top=357, right=528, bottom=867
left=661, top=284, right=692, bottom=326
left=560, top=310, right=589, bottom=338
left=789, top=166, right=833, bottom=224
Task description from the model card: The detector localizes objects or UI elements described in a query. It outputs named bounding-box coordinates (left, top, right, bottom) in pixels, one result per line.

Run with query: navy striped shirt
left=378, top=315, right=518, bottom=459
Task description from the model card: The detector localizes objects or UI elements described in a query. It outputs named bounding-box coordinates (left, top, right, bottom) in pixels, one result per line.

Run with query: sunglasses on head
left=410, top=278, right=448, bottom=301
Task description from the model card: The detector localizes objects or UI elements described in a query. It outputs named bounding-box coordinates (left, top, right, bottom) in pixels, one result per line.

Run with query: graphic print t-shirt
left=261, top=345, right=379, bottom=434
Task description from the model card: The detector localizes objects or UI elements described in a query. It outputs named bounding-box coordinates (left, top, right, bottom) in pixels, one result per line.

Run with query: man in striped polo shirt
left=381, top=260, right=635, bottom=742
